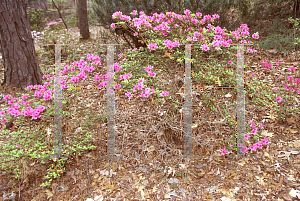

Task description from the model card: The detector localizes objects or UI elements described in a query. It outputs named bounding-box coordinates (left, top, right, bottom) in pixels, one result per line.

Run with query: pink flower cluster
left=262, top=61, right=273, bottom=70
left=267, top=62, right=300, bottom=95
left=111, top=10, right=257, bottom=54
left=0, top=88, right=51, bottom=124
left=221, top=121, right=269, bottom=155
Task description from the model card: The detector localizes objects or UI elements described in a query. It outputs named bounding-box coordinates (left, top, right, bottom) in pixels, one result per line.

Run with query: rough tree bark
left=77, top=0, right=90, bottom=40
left=0, top=0, right=44, bottom=92
left=294, top=0, right=300, bottom=18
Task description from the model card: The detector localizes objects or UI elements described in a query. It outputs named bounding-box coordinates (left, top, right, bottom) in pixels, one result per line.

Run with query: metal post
left=236, top=44, right=246, bottom=157
left=183, top=44, right=193, bottom=157
left=98, top=43, right=125, bottom=159
left=53, top=44, right=63, bottom=159
left=44, top=43, right=68, bottom=161
left=175, top=43, right=252, bottom=158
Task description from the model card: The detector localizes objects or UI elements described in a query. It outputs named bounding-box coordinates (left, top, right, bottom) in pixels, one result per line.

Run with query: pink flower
left=145, top=65, right=153, bottom=73
left=256, top=142, right=263, bottom=149
left=22, top=110, right=30, bottom=117
left=184, top=9, right=190, bottom=16
left=201, top=44, right=210, bottom=51
left=276, top=61, right=281, bottom=66
left=244, top=133, right=250, bottom=139
left=136, top=83, right=144, bottom=90
left=125, top=92, right=132, bottom=98
left=94, top=76, right=100, bottom=82
left=46, top=21, right=58, bottom=26
left=160, top=91, right=169, bottom=97
left=131, top=10, right=137, bottom=15
left=265, top=63, right=272, bottom=70
left=119, top=75, right=124, bottom=80
left=112, top=11, right=123, bottom=19
left=250, top=145, right=257, bottom=151
left=4, top=95, right=12, bottom=101
left=261, top=61, right=268, bottom=67
left=228, top=60, right=233, bottom=65
left=191, top=18, right=198, bottom=24
left=186, top=36, right=192, bottom=41
left=261, top=137, right=269, bottom=145
left=114, top=84, right=121, bottom=89
left=288, top=76, right=293, bottom=83
left=244, top=146, right=249, bottom=153
left=276, top=96, right=282, bottom=102
left=221, top=148, right=229, bottom=155
left=259, top=123, right=264, bottom=129
left=274, top=88, right=278, bottom=92
left=148, top=43, right=158, bottom=50
left=148, top=72, right=156, bottom=77
left=212, top=14, right=220, bottom=19
left=288, top=67, right=295, bottom=71
left=196, top=12, right=202, bottom=18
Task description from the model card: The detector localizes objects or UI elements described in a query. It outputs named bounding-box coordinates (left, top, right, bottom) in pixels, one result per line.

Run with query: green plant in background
left=31, top=18, right=74, bottom=63
left=27, top=8, right=45, bottom=32
left=288, top=17, right=300, bottom=52
left=255, top=19, right=300, bottom=54
left=0, top=100, right=98, bottom=187
left=64, top=9, right=78, bottom=28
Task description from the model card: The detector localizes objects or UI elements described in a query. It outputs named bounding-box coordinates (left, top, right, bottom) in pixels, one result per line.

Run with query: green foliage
left=64, top=9, right=78, bottom=28
left=0, top=95, right=100, bottom=187
left=232, top=0, right=300, bottom=53
left=27, top=8, right=45, bottom=32
left=254, top=19, right=300, bottom=54
left=46, top=0, right=73, bottom=7
left=90, top=0, right=238, bottom=31
left=288, top=17, right=300, bottom=47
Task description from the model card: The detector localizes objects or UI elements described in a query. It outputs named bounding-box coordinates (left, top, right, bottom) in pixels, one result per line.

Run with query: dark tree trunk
left=78, top=0, right=90, bottom=40
left=75, top=0, right=79, bottom=27
left=294, top=0, right=300, bottom=18
left=0, top=0, right=44, bottom=92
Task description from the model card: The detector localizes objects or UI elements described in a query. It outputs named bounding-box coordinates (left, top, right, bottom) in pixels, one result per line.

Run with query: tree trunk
left=75, top=0, right=80, bottom=27
left=78, top=0, right=90, bottom=39
left=294, top=0, right=300, bottom=18
left=0, top=0, right=44, bottom=92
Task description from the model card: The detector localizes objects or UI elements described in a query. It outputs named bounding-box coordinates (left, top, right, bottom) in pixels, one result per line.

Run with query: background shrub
left=27, top=8, right=45, bottom=32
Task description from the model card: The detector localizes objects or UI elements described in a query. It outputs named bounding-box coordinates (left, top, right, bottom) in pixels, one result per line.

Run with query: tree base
left=79, top=37, right=91, bottom=42
left=0, top=84, right=27, bottom=99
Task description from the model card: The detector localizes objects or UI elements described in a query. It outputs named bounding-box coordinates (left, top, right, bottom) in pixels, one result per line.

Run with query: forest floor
left=0, top=21, right=300, bottom=200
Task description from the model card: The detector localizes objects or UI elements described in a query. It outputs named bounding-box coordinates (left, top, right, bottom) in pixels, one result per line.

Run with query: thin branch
left=51, top=0, right=68, bottom=30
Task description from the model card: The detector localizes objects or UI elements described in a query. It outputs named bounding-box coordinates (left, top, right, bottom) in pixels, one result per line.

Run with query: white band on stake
left=98, top=43, right=125, bottom=159
left=44, top=43, right=68, bottom=161
left=183, top=44, right=193, bottom=157
left=106, top=44, right=116, bottom=157
left=236, top=44, right=246, bottom=157
left=53, top=44, right=63, bottom=159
